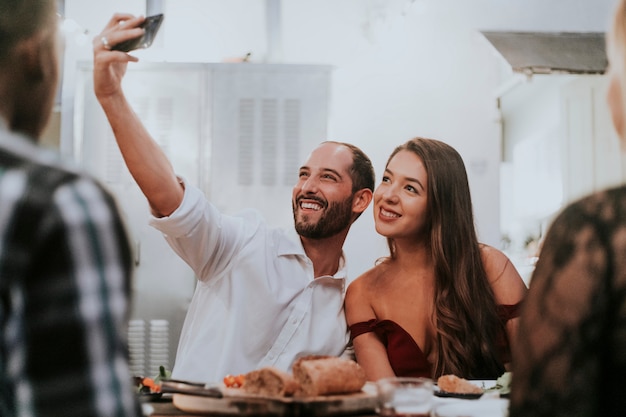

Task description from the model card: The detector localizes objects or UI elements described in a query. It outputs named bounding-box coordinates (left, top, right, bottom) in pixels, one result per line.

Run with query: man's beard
left=293, top=195, right=354, bottom=239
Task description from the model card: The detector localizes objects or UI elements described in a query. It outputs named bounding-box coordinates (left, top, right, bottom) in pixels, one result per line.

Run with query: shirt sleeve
left=149, top=181, right=264, bottom=282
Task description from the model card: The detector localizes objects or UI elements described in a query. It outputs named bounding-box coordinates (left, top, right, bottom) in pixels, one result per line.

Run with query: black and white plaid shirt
left=0, top=122, right=140, bottom=417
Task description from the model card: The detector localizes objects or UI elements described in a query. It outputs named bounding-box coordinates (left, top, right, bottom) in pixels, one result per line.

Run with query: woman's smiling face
left=373, top=149, right=429, bottom=241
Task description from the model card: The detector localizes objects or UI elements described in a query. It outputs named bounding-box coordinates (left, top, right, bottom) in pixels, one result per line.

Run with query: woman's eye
left=381, top=176, right=390, bottom=183
left=406, top=185, right=417, bottom=193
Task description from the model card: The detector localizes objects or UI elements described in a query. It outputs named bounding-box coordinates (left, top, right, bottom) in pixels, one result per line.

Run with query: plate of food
left=134, top=365, right=175, bottom=402
left=434, top=372, right=511, bottom=399
left=134, top=376, right=164, bottom=402
left=172, top=356, right=378, bottom=417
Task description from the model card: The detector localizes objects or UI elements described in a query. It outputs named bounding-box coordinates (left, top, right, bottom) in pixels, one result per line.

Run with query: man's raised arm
left=92, top=13, right=183, bottom=217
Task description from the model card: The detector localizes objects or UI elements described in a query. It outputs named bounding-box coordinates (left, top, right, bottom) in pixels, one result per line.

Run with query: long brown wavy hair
left=385, top=137, right=505, bottom=378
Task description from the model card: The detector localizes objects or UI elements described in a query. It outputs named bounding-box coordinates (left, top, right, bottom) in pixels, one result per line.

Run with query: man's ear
left=352, top=188, right=373, bottom=215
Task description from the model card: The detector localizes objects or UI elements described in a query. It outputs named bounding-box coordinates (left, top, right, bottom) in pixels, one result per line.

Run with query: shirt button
left=269, top=355, right=274, bottom=360
left=292, top=319, right=298, bottom=324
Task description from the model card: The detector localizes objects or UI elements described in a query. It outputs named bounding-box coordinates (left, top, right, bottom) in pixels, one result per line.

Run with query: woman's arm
left=481, top=246, right=528, bottom=360
left=345, top=277, right=396, bottom=381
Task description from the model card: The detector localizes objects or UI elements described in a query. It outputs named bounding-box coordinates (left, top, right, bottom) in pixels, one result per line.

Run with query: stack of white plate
left=148, top=319, right=170, bottom=376
left=128, top=319, right=146, bottom=377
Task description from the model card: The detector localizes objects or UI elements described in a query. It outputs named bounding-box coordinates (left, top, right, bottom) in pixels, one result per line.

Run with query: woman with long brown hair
left=346, top=137, right=527, bottom=380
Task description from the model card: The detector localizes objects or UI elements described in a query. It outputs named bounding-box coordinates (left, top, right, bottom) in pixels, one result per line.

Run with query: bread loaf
left=437, top=374, right=483, bottom=394
left=292, top=355, right=366, bottom=397
left=242, top=367, right=300, bottom=397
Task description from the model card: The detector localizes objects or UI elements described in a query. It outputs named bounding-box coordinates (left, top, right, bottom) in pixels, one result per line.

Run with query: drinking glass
left=376, top=377, right=434, bottom=417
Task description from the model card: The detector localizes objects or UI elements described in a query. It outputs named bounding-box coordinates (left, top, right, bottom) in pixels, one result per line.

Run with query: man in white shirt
left=92, top=14, right=375, bottom=383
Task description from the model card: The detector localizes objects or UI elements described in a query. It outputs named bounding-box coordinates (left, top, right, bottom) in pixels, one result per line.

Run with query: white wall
left=61, top=0, right=617, bottom=278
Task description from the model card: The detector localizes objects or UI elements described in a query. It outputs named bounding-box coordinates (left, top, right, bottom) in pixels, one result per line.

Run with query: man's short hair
left=323, top=141, right=375, bottom=194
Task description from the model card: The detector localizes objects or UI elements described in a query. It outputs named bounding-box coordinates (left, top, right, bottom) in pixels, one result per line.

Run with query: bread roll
left=437, top=374, right=483, bottom=394
left=242, top=367, right=300, bottom=397
left=292, top=355, right=366, bottom=397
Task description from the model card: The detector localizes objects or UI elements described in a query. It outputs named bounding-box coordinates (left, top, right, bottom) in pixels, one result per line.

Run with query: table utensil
left=160, top=380, right=223, bottom=398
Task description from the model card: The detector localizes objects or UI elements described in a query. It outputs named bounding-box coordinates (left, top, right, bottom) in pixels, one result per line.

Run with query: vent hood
left=481, top=31, right=607, bottom=75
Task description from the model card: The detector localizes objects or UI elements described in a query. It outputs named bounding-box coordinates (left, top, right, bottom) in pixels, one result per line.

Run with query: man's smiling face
left=292, top=142, right=356, bottom=239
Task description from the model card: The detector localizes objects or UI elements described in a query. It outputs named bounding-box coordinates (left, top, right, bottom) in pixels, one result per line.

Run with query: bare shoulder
left=479, top=244, right=510, bottom=275
left=347, top=264, right=383, bottom=298
left=345, top=263, right=389, bottom=323
left=479, top=244, right=527, bottom=302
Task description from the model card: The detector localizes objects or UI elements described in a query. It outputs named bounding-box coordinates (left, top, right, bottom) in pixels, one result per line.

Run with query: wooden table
left=143, top=398, right=378, bottom=417
left=143, top=395, right=509, bottom=417
left=142, top=401, right=182, bottom=416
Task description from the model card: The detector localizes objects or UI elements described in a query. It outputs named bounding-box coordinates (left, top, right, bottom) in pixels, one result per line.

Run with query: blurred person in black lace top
left=510, top=1, right=626, bottom=416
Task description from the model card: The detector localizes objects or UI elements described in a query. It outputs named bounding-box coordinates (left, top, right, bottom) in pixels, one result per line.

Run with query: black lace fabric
left=510, top=186, right=626, bottom=417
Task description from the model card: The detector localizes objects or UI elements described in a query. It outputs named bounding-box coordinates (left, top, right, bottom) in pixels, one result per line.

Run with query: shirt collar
left=278, top=227, right=348, bottom=281
left=0, top=118, right=38, bottom=156
left=277, top=226, right=307, bottom=257
left=0, top=118, right=77, bottom=172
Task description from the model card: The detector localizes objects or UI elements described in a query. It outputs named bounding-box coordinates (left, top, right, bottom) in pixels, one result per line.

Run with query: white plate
left=434, top=379, right=497, bottom=391
left=432, top=398, right=509, bottom=417
left=468, top=380, right=497, bottom=389
left=434, top=379, right=497, bottom=399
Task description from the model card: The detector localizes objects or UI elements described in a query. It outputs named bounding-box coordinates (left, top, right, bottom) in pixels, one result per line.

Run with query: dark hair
left=386, top=137, right=505, bottom=378
left=0, top=0, right=56, bottom=63
left=322, top=140, right=375, bottom=194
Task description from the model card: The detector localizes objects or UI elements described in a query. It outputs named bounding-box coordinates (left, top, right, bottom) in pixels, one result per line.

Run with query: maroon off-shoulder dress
left=349, top=303, right=521, bottom=378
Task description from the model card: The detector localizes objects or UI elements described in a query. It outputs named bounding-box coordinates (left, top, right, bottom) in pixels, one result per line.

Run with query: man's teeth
left=381, top=208, right=400, bottom=218
left=301, top=202, right=322, bottom=210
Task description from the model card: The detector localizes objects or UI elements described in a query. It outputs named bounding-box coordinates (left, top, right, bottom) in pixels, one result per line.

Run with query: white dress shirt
left=150, top=181, right=350, bottom=383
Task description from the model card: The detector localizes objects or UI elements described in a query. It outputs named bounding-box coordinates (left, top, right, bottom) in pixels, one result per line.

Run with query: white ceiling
left=387, top=0, right=616, bottom=32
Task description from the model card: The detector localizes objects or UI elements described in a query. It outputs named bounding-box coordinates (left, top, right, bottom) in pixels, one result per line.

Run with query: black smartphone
left=112, top=14, right=164, bottom=52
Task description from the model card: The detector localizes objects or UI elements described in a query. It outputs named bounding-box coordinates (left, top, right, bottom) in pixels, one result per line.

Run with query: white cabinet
left=501, top=74, right=625, bottom=228
left=560, top=76, right=626, bottom=203
left=73, top=62, right=331, bottom=371
left=499, top=74, right=625, bottom=284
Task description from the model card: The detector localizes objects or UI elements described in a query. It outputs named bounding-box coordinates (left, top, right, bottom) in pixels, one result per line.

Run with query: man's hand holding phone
left=112, top=14, right=164, bottom=52
left=95, top=13, right=164, bottom=54
left=93, top=13, right=162, bottom=101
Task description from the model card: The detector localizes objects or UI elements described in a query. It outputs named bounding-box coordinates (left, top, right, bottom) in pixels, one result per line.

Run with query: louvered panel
left=261, top=99, right=278, bottom=186
left=283, top=99, right=301, bottom=186
left=236, top=98, right=303, bottom=187
left=238, top=98, right=255, bottom=185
